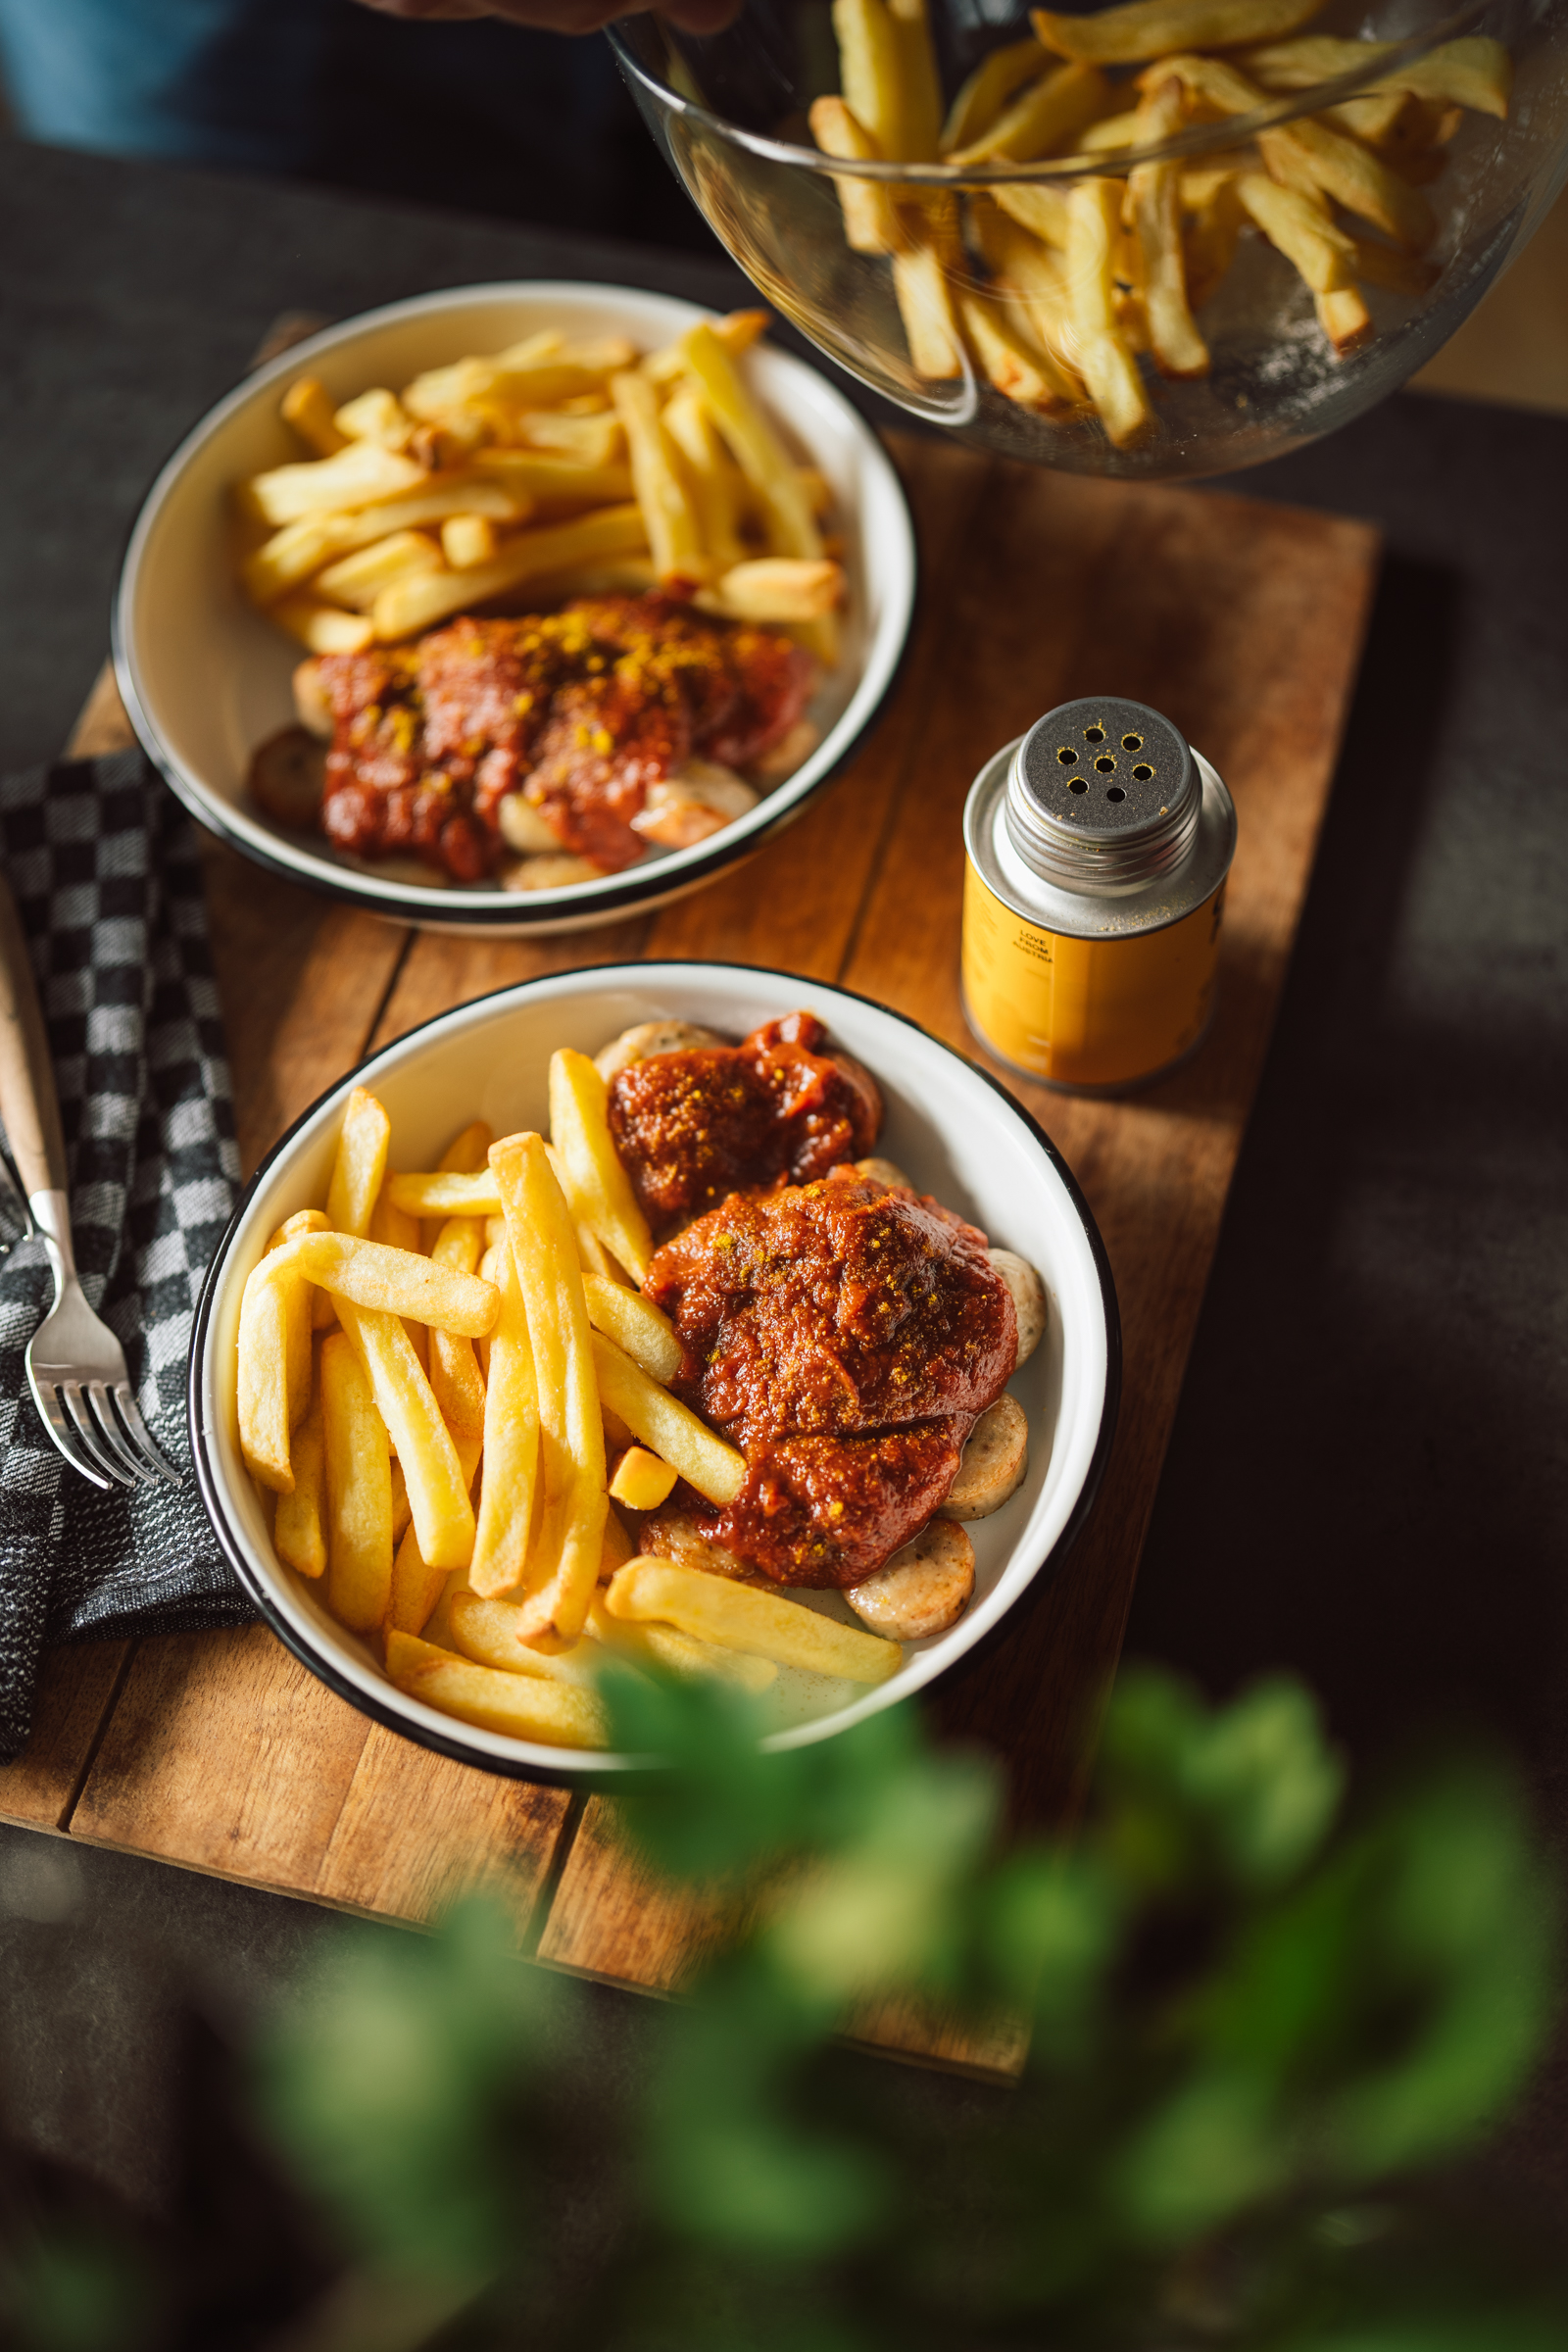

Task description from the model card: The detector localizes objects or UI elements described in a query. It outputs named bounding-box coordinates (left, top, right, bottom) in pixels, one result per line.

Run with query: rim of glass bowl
left=610, top=0, right=1490, bottom=182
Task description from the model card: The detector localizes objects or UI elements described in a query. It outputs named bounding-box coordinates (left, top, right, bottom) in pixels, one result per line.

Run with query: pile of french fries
left=810, top=0, right=1511, bottom=447
left=234, top=312, right=845, bottom=664
left=236, top=1054, right=901, bottom=1752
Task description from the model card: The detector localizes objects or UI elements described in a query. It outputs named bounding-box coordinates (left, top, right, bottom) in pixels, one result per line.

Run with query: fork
left=0, top=872, right=179, bottom=1491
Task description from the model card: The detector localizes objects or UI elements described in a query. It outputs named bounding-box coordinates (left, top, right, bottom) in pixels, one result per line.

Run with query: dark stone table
left=1, top=135, right=1563, bottom=2213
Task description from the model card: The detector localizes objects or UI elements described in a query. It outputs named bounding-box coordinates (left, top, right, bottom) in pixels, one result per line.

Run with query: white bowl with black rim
left=115, top=283, right=916, bottom=937
left=189, top=963, right=1119, bottom=1775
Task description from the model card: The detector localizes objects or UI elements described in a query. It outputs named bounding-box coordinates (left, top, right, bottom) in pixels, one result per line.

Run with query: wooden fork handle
left=0, top=871, right=68, bottom=1201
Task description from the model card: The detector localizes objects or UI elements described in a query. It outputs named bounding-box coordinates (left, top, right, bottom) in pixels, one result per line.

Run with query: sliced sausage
left=989, top=1249, right=1047, bottom=1368
left=940, top=1394, right=1028, bottom=1521
left=641, top=1510, right=756, bottom=1582
left=249, top=725, right=325, bottom=832
left=501, top=854, right=608, bottom=893
left=594, top=1019, right=726, bottom=1084
left=292, top=658, right=333, bottom=740
left=631, top=760, right=758, bottom=850
left=855, top=1156, right=912, bottom=1191
left=846, top=1519, right=974, bottom=1642
left=497, top=793, right=563, bottom=855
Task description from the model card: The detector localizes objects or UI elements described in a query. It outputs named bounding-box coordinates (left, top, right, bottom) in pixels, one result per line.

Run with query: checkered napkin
left=0, top=750, right=254, bottom=1764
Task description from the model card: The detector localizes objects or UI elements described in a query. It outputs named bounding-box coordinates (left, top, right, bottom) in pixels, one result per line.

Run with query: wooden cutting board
left=0, top=434, right=1378, bottom=2074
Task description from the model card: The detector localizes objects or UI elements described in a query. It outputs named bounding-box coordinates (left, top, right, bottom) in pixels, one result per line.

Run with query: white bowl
left=115, top=282, right=916, bottom=938
left=190, top=963, right=1119, bottom=1773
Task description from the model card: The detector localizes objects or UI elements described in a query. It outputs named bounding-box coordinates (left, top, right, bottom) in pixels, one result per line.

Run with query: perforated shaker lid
left=1006, top=697, right=1201, bottom=892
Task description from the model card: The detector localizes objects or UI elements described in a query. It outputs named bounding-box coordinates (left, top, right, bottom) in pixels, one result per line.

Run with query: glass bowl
left=612, top=0, right=1568, bottom=479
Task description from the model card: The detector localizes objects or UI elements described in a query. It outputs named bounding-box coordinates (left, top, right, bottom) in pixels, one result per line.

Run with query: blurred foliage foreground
left=5, top=1666, right=1567, bottom=2352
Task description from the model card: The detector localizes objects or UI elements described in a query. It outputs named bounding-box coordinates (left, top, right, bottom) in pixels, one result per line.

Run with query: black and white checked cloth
left=0, top=750, right=254, bottom=1764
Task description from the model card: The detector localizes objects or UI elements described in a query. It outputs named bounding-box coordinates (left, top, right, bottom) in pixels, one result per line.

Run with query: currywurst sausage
left=594, top=1020, right=726, bottom=1084
left=939, top=1394, right=1028, bottom=1521
left=847, top=1519, right=975, bottom=1641
left=988, top=1250, right=1047, bottom=1367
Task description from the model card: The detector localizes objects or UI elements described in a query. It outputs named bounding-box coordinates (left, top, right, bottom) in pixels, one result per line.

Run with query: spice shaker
left=961, top=696, right=1237, bottom=1093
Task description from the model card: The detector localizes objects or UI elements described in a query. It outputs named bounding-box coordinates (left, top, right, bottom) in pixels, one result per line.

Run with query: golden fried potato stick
left=947, top=59, right=1110, bottom=165
left=548, top=1050, right=654, bottom=1289
left=387, top=1169, right=502, bottom=1217
left=271, top=596, right=373, bottom=656
left=466, top=451, right=635, bottom=512
left=832, top=0, right=915, bottom=159
left=606, top=1560, right=903, bottom=1684
left=612, top=368, right=711, bottom=586
left=240, top=441, right=427, bottom=528
left=680, top=323, right=824, bottom=564
left=1237, top=172, right=1357, bottom=291
left=387, top=1516, right=446, bottom=1639
left=941, top=34, right=1051, bottom=153
left=281, top=377, right=348, bottom=458
left=371, top=504, right=649, bottom=642
left=710, top=558, right=846, bottom=622
left=1065, top=179, right=1154, bottom=446
left=273, top=1380, right=326, bottom=1578
left=890, top=191, right=968, bottom=381
left=608, top=1445, right=680, bottom=1512
left=991, top=180, right=1071, bottom=249
left=316, top=530, right=445, bottom=614
left=979, top=213, right=1091, bottom=389
left=661, top=385, right=751, bottom=573
left=269, top=1230, right=498, bottom=1335
left=335, top=387, right=416, bottom=449
left=1129, top=78, right=1210, bottom=377
left=1031, top=0, right=1318, bottom=66
left=241, top=478, right=529, bottom=607
left=491, top=1135, right=609, bottom=1649
left=268, top=1207, right=328, bottom=1430
left=957, top=286, right=1080, bottom=411
left=320, top=1331, right=394, bottom=1633
left=427, top=1217, right=488, bottom=1444
left=888, top=0, right=945, bottom=160
left=1273, top=113, right=1435, bottom=249
left=581, top=1271, right=681, bottom=1383
left=592, top=1333, right=746, bottom=1507
left=238, top=1261, right=297, bottom=1493
left=327, top=1086, right=390, bottom=1241
left=335, top=1298, right=476, bottom=1572
left=584, top=1592, right=778, bottom=1691
left=642, top=309, right=769, bottom=388
left=1077, top=106, right=1146, bottom=152
left=1242, top=34, right=1511, bottom=118
left=1346, top=234, right=1438, bottom=296
left=512, top=407, right=625, bottom=466
left=808, top=95, right=906, bottom=257
left=448, top=1594, right=604, bottom=1689
left=468, top=1236, right=540, bottom=1601
left=386, top=1631, right=608, bottom=1749
left=1315, top=284, right=1374, bottom=353
left=1182, top=172, right=1248, bottom=310
left=389, top=1459, right=413, bottom=1545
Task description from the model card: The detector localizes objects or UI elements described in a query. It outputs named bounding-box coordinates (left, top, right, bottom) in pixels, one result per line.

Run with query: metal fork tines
left=25, top=1190, right=179, bottom=1491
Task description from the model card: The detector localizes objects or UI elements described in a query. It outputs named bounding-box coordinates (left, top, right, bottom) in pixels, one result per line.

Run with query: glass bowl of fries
left=612, top=0, right=1567, bottom=478
left=190, top=963, right=1118, bottom=1774
left=115, top=284, right=915, bottom=933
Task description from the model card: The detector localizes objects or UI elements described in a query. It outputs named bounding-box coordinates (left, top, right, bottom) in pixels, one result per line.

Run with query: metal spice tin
left=961, top=696, right=1238, bottom=1094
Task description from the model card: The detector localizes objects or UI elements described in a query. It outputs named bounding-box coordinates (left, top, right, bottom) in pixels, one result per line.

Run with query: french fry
left=1183, top=172, right=1248, bottom=309
left=240, top=441, right=427, bottom=527
left=1031, top=0, right=1319, bottom=66
left=1065, top=179, right=1154, bottom=446
left=241, top=478, right=528, bottom=606
left=514, top=408, right=625, bottom=466
left=1273, top=113, right=1435, bottom=249
left=991, top=181, right=1072, bottom=249
left=585, top=1592, right=777, bottom=1690
left=592, top=1333, right=745, bottom=1507
left=267, top=1207, right=328, bottom=1430
left=1323, top=89, right=1417, bottom=148
left=270, top=1230, right=499, bottom=1335
left=237, top=1254, right=296, bottom=1494
left=642, top=309, right=769, bottom=388
left=1347, top=234, right=1439, bottom=296
left=281, top=377, right=348, bottom=459
left=440, top=514, right=499, bottom=570
left=609, top=1446, right=680, bottom=1511
left=388, top=1169, right=501, bottom=1218
left=941, top=35, right=1051, bottom=153
left=680, top=322, right=823, bottom=563
left=458, top=450, right=634, bottom=512
left=1316, top=283, right=1374, bottom=353
left=957, top=286, right=1079, bottom=412
left=947, top=58, right=1109, bottom=164
left=335, top=1298, right=475, bottom=1571
left=402, top=349, right=632, bottom=421
left=370, top=504, right=648, bottom=641
left=660, top=386, right=750, bottom=574
left=1077, top=107, right=1146, bottom=152
left=1129, top=78, right=1210, bottom=377
left=316, top=530, right=447, bottom=613
left=892, top=196, right=967, bottom=382
left=367, top=1187, right=421, bottom=1255
left=389, top=1458, right=413, bottom=1544
left=582, top=1272, right=681, bottom=1383
left=271, top=596, right=374, bottom=656
left=1237, top=172, right=1356, bottom=291
left=888, top=0, right=945, bottom=160
left=468, top=1237, right=540, bottom=1600
left=490, top=1134, right=607, bottom=1647
left=547, top=1049, right=654, bottom=1288
left=387, top=1517, right=446, bottom=1639
left=606, top=1559, right=902, bottom=1684
left=603, top=1500, right=634, bottom=1577
left=612, top=368, right=710, bottom=585
left=710, top=558, right=846, bottom=622
left=273, top=1381, right=326, bottom=1577
left=386, top=1630, right=608, bottom=1748
left=833, top=0, right=914, bottom=159
left=973, top=214, right=1089, bottom=389
left=321, top=1330, right=394, bottom=1634
left=808, top=96, right=906, bottom=257
left=428, top=1217, right=488, bottom=1442
left=334, top=387, right=416, bottom=448
left=327, top=1087, right=391, bottom=1240
left=448, top=1593, right=604, bottom=1689
left=1243, top=34, right=1511, bottom=119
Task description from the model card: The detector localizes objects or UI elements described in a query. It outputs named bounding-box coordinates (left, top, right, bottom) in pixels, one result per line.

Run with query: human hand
left=353, top=0, right=738, bottom=32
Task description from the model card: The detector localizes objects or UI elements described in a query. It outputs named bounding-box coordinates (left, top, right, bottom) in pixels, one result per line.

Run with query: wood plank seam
left=55, top=1638, right=140, bottom=1833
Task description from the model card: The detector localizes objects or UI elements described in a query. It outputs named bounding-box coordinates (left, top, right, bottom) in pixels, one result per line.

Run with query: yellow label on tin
left=961, top=858, right=1224, bottom=1090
